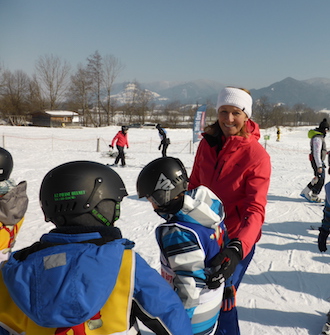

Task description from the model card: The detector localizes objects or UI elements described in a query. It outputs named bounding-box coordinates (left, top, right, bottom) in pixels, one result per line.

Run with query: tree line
left=0, top=51, right=327, bottom=128
left=0, top=51, right=124, bottom=126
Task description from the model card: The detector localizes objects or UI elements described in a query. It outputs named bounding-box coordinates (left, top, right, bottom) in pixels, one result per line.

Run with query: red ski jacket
left=189, top=120, right=271, bottom=258
left=111, top=131, right=129, bottom=148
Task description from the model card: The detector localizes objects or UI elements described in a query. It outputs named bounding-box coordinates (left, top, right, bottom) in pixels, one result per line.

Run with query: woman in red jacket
left=110, top=126, right=129, bottom=167
left=189, top=87, right=271, bottom=335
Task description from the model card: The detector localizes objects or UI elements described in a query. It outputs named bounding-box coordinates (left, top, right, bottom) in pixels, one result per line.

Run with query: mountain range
left=112, top=77, right=330, bottom=110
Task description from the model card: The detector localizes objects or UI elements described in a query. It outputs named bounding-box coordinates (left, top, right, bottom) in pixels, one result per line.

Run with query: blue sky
left=1, top=0, right=330, bottom=89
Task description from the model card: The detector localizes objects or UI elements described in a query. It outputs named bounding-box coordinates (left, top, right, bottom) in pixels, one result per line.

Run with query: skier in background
left=109, top=125, right=129, bottom=167
left=0, top=147, right=28, bottom=263
left=276, top=127, right=281, bottom=142
left=156, top=123, right=170, bottom=157
left=300, top=118, right=329, bottom=203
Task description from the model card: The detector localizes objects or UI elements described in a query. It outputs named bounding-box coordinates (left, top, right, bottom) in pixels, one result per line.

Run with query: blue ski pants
left=215, top=245, right=255, bottom=335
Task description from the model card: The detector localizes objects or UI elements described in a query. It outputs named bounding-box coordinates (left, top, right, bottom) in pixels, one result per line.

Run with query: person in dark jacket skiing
left=109, top=125, right=129, bottom=167
left=0, top=160, right=193, bottom=335
left=156, top=124, right=170, bottom=157
left=300, top=118, right=329, bottom=203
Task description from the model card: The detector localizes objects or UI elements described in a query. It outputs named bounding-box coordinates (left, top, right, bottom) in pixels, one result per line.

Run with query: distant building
left=31, top=110, right=80, bottom=127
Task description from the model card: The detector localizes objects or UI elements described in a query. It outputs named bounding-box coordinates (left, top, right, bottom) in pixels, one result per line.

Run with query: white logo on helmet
left=155, top=173, right=175, bottom=191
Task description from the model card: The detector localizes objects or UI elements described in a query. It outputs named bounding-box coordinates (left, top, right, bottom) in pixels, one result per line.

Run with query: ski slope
left=3, top=124, right=330, bottom=335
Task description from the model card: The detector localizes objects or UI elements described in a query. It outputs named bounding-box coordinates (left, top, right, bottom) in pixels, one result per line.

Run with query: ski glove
left=221, top=284, right=237, bottom=312
left=207, top=239, right=243, bottom=289
left=109, top=145, right=113, bottom=149
left=318, top=227, right=330, bottom=252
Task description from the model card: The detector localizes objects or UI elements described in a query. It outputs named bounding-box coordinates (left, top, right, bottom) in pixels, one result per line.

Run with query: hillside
left=112, top=77, right=330, bottom=110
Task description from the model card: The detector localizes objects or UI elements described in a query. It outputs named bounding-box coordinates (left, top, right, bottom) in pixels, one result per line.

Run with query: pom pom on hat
left=216, top=87, right=253, bottom=118
left=319, top=118, right=329, bottom=132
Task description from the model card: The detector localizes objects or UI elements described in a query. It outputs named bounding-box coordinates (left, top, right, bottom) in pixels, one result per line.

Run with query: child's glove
left=207, top=239, right=242, bottom=289
left=221, top=284, right=237, bottom=312
left=318, top=227, right=330, bottom=252
left=109, top=145, right=113, bottom=149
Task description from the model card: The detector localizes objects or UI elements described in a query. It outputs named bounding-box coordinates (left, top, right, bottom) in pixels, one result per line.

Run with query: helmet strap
left=155, top=194, right=184, bottom=216
left=91, top=208, right=113, bottom=226
left=114, top=202, right=121, bottom=222
left=90, top=200, right=121, bottom=226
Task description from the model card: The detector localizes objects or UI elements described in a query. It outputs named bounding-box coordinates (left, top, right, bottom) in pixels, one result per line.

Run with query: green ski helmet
left=40, top=161, right=128, bottom=227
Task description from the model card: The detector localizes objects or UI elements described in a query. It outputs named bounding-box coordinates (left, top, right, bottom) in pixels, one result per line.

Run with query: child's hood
left=0, top=181, right=28, bottom=226
left=2, top=232, right=134, bottom=328
left=308, top=128, right=323, bottom=139
left=174, top=185, right=225, bottom=229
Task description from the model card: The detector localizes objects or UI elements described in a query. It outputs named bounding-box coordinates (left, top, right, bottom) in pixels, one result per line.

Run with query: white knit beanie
left=216, top=87, right=253, bottom=118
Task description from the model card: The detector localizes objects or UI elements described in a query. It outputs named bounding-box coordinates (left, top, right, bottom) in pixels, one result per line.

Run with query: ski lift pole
left=264, top=134, right=270, bottom=149
left=96, top=138, right=100, bottom=152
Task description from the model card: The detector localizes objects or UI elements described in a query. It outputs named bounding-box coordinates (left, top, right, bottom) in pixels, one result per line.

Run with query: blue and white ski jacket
left=0, top=226, right=193, bottom=335
left=155, top=186, right=228, bottom=335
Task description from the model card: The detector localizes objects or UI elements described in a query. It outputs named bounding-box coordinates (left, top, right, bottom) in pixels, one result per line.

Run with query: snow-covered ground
left=4, top=124, right=330, bottom=334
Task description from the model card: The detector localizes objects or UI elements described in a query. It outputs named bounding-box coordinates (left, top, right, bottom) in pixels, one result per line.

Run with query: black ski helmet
left=136, top=157, right=188, bottom=207
left=0, top=147, right=13, bottom=181
left=40, top=161, right=128, bottom=226
left=122, top=125, right=128, bottom=132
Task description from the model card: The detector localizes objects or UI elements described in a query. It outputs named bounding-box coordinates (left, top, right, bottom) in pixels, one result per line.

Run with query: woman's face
left=217, top=105, right=248, bottom=137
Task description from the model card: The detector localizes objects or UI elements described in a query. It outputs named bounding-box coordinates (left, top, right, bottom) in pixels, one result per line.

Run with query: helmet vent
left=173, top=175, right=185, bottom=186
left=55, top=201, right=77, bottom=213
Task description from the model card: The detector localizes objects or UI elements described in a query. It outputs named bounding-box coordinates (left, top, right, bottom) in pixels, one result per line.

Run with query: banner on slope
left=193, top=105, right=206, bottom=143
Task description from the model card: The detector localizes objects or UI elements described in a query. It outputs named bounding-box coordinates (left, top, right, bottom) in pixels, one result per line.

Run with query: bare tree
left=68, top=63, right=96, bottom=126
left=253, top=96, right=272, bottom=128
left=0, top=63, right=4, bottom=92
left=35, top=54, right=71, bottom=110
left=87, top=51, right=103, bottom=126
left=164, top=100, right=181, bottom=127
left=102, top=54, right=124, bottom=125
left=270, top=104, right=286, bottom=127
left=123, top=81, right=140, bottom=123
left=0, top=69, right=30, bottom=116
left=122, top=81, right=154, bottom=124
left=137, top=87, right=153, bottom=124
left=27, top=74, right=45, bottom=112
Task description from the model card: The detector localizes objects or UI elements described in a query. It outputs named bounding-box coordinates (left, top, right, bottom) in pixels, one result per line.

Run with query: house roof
left=44, top=110, right=79, bottom=116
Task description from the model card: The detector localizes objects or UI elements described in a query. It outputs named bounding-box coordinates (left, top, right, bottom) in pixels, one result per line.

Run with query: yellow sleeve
left=0, top=218, right=24, bottom=251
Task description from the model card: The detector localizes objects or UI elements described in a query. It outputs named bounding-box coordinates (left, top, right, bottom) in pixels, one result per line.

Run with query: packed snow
left=3, top=124, right=330, bottom=335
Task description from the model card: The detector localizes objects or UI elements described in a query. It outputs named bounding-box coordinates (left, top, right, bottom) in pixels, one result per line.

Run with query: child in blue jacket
left=0, top=160, right=193, bottom=335
left=137, top=157, right=228, bottom=335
